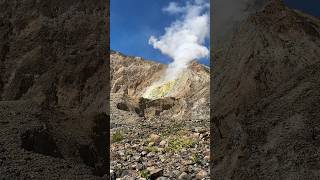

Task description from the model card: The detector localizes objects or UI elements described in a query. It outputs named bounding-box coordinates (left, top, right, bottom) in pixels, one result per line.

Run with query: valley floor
left=110, top=93, right=210, bottom=179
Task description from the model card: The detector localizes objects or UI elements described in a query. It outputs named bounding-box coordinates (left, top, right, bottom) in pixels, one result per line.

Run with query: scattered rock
left=178, top=172, right=191, bottom=180
left=147, top=152, right=155, bottom=157
left=182, top=160, right=194, bottom=166
left=204, top=155, right=210, bottom=161
left=149, top=134, right=161, bottom=144
left=118, top=150, right=125, bottom=156
left=192, top=133, right=200, bottom=139
left=156, top=177, right=170, bottom=180
left=196, top=170, right=208, bottom=179
left=141, top=151, right=148, bottom=156
left=148, top=142, right=155, bottom=147
left=20, top=127, right=62, bottom=158
left=159, top=140, right=167, bottom=147
left=194, top=127, right=206, bottom=134
left=132, top=155, right=141, bottom=161
left=136, top=163, right=144, bottom=170
left=149, top=168, right=164, bottom=180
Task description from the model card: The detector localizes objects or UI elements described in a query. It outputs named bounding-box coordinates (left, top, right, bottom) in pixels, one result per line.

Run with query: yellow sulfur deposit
left=152, top=80, right=176, bottom=98
left=144, top=79, right=177, bottom=99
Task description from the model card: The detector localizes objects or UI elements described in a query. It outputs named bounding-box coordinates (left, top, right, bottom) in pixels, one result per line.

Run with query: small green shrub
left=145, top=146, right=159, bottom=153
left=165, top=136, right=195, bottom=152
left=192, top=153, right=202, bottom=164
left=112, top=130, right=124, bottom=142
left=139, top=169, right=150, bottom=178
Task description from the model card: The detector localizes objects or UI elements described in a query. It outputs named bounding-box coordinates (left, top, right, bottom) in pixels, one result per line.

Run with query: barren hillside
left=211, top=1, right=320, bottom=179
left=110, top=51, right=210, bottom=179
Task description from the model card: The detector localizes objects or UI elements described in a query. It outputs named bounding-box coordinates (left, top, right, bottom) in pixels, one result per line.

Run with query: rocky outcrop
left=0, top=101, right=97, bottom=179
left=211, top=1, right=320, bottom=179
left=111, top=51, right=210, bottom=121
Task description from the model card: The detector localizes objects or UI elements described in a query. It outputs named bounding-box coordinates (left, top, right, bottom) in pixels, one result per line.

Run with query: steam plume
left=149, top=0, right=210, bottom=80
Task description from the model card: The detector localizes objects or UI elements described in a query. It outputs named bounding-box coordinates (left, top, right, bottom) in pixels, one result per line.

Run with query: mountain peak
left=267, top=0, right=285, bottom=7
left=258, top=0, right=287, bottom=17
left=111, top=51, right=209, bottom=100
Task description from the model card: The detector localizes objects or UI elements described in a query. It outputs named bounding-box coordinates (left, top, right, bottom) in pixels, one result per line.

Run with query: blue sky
left=110, top=0, right=210, bottom=66
left=111, top=1, right=319, bottom=66
left=284, top=0, right=320, bottom=17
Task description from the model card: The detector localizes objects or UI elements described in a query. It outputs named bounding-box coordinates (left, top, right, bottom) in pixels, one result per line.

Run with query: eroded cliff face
left=0, top=0, right=109, bottom=178
left=110, top=51, right=210, bottom=179
left=211, top=1, right=320, bottom=179
left=110, top=51, right=209, bottom=121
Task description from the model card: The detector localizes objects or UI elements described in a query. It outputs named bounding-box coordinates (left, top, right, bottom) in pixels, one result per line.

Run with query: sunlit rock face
left=110, top=51, right=210, bottom=120
left=142, top=62, right=209, bottom=101
left=142, top=70, right=190, bottom=100
left=143, top=79, right=178, bottom=99
left=111, top=51, right=209, bottom=99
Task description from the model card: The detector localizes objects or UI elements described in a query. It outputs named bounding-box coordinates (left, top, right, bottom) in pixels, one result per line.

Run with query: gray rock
left=196, top=170, right=208, bottom=179
left=146, top=152, right=155, bottom=157
left=118, top=150, right=125, bottom=156
left=141, top=151, right=148, bottom=156
left=156, top=177, right=170, bottom=180
left=159, top=140, right=167, bottom=147
left=178, top=172, right=191, bottom=180
left=149, top=168, right=164, bottom=180
left=136, top=163, right=144, bottom=170
left=194, top=127, right=206, bottom=134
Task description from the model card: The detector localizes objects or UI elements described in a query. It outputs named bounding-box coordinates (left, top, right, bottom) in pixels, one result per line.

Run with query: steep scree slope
left=211, top=1, right=320, bottom=179
left=0, top=0, right=108, bottom=179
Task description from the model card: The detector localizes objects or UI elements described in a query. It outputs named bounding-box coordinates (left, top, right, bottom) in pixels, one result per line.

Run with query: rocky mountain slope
left=211, top=0, right=320, bottom=179
left=110, top=51, right=210, bottom=179
left=111, top=51, right=209, bottom=119
left=0, top=0, right=108, bottom=179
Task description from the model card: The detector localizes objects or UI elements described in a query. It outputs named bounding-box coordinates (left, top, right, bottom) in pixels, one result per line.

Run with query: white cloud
left=162, top=2, right=185, bottom=14
left=150, top=0, right=210, bottom=80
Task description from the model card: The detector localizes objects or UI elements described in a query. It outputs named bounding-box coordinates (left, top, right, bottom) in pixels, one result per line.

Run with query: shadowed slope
left=211, top=1, right=320, bottom=179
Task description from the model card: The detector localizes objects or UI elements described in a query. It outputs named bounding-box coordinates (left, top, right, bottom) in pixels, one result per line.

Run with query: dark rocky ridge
left=211, top=0, right=320, bottom=179
left=0, top=0, right=109, bottom=179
